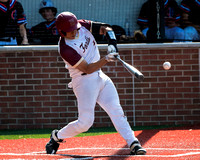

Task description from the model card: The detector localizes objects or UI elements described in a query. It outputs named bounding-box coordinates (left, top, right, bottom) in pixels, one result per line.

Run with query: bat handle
left=115, top=55, right=121, bottom=61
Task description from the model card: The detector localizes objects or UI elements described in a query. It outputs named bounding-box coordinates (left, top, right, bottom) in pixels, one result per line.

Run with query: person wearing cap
left=0, top=0, right=28, bottom=45
left=28, top=0, right=59, bottom=44
left=180, top=0, right=200, bottom=41
left=137, top=0, right=184, bottom=42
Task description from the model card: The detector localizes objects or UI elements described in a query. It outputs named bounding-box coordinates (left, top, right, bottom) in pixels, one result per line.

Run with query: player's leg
left=97, top=72, right=146, bottom=155
left=46, top=74, right=100, bottom=154
left=173, top=27, right=184, bottom=42
left=184, top=26, right=200, bottom=41
left=165, top=26, right=184, bottom=42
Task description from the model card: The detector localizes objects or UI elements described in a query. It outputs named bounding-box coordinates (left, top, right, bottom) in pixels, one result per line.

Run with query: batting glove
left=107, top=45, right=117, bottom=53
left=105, top=52, right=119, bottom=62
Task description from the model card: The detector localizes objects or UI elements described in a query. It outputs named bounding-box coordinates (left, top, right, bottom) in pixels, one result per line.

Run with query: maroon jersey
left=58, top=20, right=100, bottom=78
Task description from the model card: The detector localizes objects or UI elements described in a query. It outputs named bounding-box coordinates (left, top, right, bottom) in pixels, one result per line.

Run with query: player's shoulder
left=59, top=37, right=75, bottom=52
left=78, top=19, right=91, bottom=31
left=59, top=37, right=82, bottom=66
left=78, top=19, right=91, bottom=25
left=13, top=0, right=23, bottom=8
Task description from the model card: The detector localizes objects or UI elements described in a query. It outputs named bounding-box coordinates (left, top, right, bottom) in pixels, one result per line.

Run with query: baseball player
left=0, top=0, right=28, bottom=45
left=180, top=0, right=200, bottom=41
left=137, top=0, right=184, bottom=42
left=45, top=11, right=146, bottom=155
left=28, top=0, right=59, bottom=44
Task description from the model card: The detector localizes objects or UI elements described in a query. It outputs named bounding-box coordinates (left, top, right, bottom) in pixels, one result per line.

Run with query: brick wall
left=0, top=44, right=199, bottom=129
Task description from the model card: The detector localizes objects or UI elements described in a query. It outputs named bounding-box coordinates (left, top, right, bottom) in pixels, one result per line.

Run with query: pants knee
left=106, top=103, right=125, bottom=118
left=78, top=117, right=94, bottom=133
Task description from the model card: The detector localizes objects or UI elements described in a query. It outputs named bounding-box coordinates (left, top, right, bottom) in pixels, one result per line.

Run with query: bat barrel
left=116, top=56, right=144, bottom=82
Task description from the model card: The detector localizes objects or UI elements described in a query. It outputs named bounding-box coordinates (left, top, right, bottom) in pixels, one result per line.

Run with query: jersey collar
left=45, top=19, right=56, bottom=29
left=0, top=0, right=16, bottom=12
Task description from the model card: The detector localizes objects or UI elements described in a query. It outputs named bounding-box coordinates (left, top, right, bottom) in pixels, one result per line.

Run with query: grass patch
left=0, top=124, right=184, bottom=140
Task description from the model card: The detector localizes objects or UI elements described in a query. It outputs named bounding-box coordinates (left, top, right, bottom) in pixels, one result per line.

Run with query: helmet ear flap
left=60, top=31, right=66, bottom=37
left=58, top=30, right=66, bottom=37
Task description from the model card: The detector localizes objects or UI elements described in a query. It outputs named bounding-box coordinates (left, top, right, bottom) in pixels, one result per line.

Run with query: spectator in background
left=180, top=0, right=200, bottom=41
left=28, top=0, right=59, bottom=45
left=0, top=0, right=28, bottom=45
left=136, top=0, right=184, bottom=42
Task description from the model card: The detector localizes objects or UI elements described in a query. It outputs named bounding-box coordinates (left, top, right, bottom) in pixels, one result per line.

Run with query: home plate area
left=0, top=125, right=200, bottom=160
left=54, top=147, right=200, bottom=159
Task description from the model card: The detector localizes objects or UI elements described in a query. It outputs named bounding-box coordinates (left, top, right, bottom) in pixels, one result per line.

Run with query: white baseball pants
left=57, top=70, right=138, bottom=147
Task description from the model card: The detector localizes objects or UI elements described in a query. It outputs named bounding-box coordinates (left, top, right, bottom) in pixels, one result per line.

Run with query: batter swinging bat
left=115, top=56, right=144, bottom=81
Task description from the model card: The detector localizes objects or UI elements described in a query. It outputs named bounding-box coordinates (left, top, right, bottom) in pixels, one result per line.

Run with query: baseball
left=163, top=62, right=171, bottom=70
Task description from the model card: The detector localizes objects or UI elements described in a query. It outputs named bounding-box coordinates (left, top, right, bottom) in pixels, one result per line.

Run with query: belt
left=81, top=69, right=100, bottom=76
left=81, top=73, right=87, bottom=76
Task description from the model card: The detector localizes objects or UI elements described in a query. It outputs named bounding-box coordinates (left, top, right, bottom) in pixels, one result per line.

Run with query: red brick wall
left=131, top=47, right=199, bottom=126
left=0, top=44, right=199, bottom=129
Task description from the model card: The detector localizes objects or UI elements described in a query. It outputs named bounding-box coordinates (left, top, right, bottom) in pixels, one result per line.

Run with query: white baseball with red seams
left=163, top=61, right=171, bottom=70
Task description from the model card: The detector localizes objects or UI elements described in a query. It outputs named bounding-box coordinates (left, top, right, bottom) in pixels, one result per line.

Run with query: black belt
left=81, top=73, right=87, bottom=76
left=81, top=69, right=100, bottom=76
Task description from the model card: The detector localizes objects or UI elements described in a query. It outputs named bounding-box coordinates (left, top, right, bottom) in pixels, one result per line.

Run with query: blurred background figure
left=136, top=0, right=184, bottom=42
left=164, top=0, right=184, bottom=42
left=28, top=0, right=60, bottom=45
left=180, top=0, right=200, bottom=41
left=0, top=0, right=28, bottom=45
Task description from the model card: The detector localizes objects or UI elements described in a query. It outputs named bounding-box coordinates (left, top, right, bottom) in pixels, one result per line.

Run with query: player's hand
left=100, top=26, right=112, bottom=35
left=107, top=44, right=117, bottom=53
left=21, top=38, right=29, bottom=45
left=105, top=52, right=119, bottom=62
left=106, top=45, right=119, bottom=62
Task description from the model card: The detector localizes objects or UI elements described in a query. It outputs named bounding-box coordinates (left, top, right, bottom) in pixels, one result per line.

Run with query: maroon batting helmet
left=56, top=12, right=81, bottom=37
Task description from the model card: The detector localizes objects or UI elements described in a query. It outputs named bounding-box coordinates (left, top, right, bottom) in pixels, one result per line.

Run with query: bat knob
left=137, top=74, right=144, bottom=81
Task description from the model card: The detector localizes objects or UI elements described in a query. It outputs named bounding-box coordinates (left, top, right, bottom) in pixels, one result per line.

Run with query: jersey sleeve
left=78, top=19, right=92, bottom=31
left=137, top=2, right=149, bottom=26
left=16, top=2, right=27, bottom=25
left=59, top=38, right=83, bottom=67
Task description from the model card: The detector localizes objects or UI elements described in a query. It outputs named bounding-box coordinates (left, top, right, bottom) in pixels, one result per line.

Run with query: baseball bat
left=115, top=56, right=144, bottom=81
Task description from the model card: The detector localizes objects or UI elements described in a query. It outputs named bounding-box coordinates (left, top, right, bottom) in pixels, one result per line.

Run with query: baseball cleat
left=130, top=141, right=146, bottom=155
left=45, top=129, right=63, bottom=154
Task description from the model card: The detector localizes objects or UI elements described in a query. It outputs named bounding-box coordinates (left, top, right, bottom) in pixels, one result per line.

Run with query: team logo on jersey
left=79, top=36, right=90, bottom=53
left=11, top=10, right=17, bottom=20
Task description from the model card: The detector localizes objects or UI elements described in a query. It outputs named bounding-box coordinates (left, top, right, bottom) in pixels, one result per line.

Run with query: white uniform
left=57, top=20, right=138, bottom=147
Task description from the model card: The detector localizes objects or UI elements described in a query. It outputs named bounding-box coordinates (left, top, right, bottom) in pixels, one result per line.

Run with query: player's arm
left=76, top=57, right=108, bottom=74
left=19, top=24, right=29, bottom=45
left=60, top=38, right=117, bottom=75
left=76, top=52, right=118, bottom=74
left=80, top=20, right=118, bottom=51
left=17, top=2, right=29, bottom=45
left=76, top=26, right=119, bottom=74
